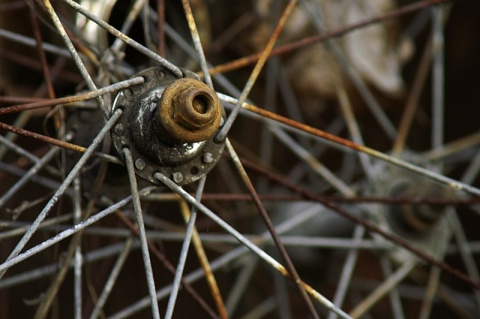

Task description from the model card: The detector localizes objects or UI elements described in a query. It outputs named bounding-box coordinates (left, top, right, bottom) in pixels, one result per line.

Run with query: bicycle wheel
left=1, top=0, right=480, bottom=318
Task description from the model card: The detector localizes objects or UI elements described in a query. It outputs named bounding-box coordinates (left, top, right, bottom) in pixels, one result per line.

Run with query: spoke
left=0, top=122, right=122, bottom=164
left=215, top=0, right=298, bottom=142
left=432, top=5, right=446, bottom=150
left=392, top=37, right=432, bottom=155
left=0, top=186, right=156, bottom=275
left=258, top=59, right=279, bottom=193
left=89, top=238, right=133, bottom=319
left=0, top=109, right=122, bottom=279
left=123, top=148, right=160, bottom=319
left=0, top=240, right=138, bottom=290
left=240, top=297, right=276, bottom=319
left=181, top=0, right=213, bottom=88
left=380, top=257, right=406, bottom=319
left=156, top=0, right=166, bottom=57
left=113, top=210, right=221, bottom=319
left=156, top=15, right=247, bottom=103
left=73, top=178, right=83, bottom=319
left=204, top=0, right=453, bottom=76
left=43, top=0, right=108, bottom=117
left=0, top=132, right=59, bottom=176
left=0, top=114, right=32, bottom=162
left=37, top=136, right=124, bottom=317
left=0, top=122, right=84, bottom=153
left=225, top=256, right=259, bottom=316
left=218, top=93, right=480, bottom=197
left=0, top=76, right=144, bottom=116
left=110, top=0, right=147, bottom=53
left=164, top=177, right=206, bottom=319
left=448, top=212, right=480, bottom=306
left=270, top=125, right=354, bottom=196
left=142, top=2, right=155, bottom=51
left=0, top=147, right=58, bottom=209
left=226, top=139, right=320, bottom=318
left=418, top=266, right=442, bottom=319
left=240, top=155, right=480, bottom=289
left=0, top=28, right=71, bottom=58
left=30, top=8, right=56, bottom=99
left=195, top=186, right=480, bottom=212
left=0, top=215, right=73, bottom=242
left=301, top=0, right=396, bottom=139
left=110, top=196, right=341, bottom=318
left=273, top=268, right=293, bottom=319
left=2, top=1, right=477, bottom=317
left=409, top=267, right=476, bottom=318
left=336, top=84, right=373, bottom=177
left=61, top=0, right=182, bottom=78
left=229, top=204, right=331, bottom=316
left=422, top=131, right=480, bottom=163
left=327, top=225, right=365, bottom=319
left=153, top=171, right=351, bottom=319
left=286, top=117, right=345, bottom=185
left=349, top=259, right=416, bottom=318
left=6, top=223, right=392, bottom=250
left=178, top=197, right=228, bottom=319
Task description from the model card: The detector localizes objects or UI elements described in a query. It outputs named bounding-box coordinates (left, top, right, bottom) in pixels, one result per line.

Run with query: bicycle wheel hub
left=111, top=66, right=225, bottom=185
left=368, top=163, right=453, bottom=262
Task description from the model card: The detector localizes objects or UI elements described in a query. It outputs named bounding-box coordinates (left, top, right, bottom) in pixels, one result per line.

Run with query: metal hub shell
left=111, top=66, right=225, bottom=185
left=367, top=162, right=454, bottom=262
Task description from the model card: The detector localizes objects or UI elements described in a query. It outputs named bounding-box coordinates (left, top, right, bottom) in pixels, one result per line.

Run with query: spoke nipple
left=135, top=158, right=146, bottom=170
left=172, top=172, right=184, bottom=184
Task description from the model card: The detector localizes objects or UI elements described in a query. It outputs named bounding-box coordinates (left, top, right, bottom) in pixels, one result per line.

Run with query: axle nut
left=158, top=78, right=221, bottom=143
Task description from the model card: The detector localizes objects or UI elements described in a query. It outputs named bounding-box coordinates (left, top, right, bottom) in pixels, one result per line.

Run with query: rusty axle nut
left=158, top=78, right=221, bottom=143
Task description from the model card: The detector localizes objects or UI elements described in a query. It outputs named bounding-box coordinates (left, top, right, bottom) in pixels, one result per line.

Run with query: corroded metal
left=0, top=77, right=145, bottom=115
left=219, top=92, right=480, bottom=197
left=111, top=66, right=224, bottom=186
left=158, top=78, right=221, bottom=143
left=202, top=0, right=452, bottom=77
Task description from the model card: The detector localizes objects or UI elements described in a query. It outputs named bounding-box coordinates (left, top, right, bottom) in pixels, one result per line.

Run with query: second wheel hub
left=111, top=66, right=225, bottom=185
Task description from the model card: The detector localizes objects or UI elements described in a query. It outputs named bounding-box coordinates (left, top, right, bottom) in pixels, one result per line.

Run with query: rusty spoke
left=157, top=0, right=166, bottom=57
left=0, top=77, right=144, bottom=115
left=114, top=211, right=221, bottom=319
left=392, top=37, right=433, bottom=155
left=202, top=0, right=454, bottom=77
left=0, top=121, right=122, bottom=165
left=179, top=198, right=228, bottom=319
left=2, top=1, right=480, bottom=318
left=225, top=139, right=320, bottom=318
left=237, top=155, right=480, bottom=290
left=42, top=0, right=109, bottom=117
left=218, top=93, right=480, bottom=197
left=29, top=9, right=55, bottom=100
left=153, top=171, right=351, bottom=318
left=61, top=0, right=183, bottom=78
left=181, top=0, right=214, bottom=88
left=215, top=0, right=298, bottom=141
